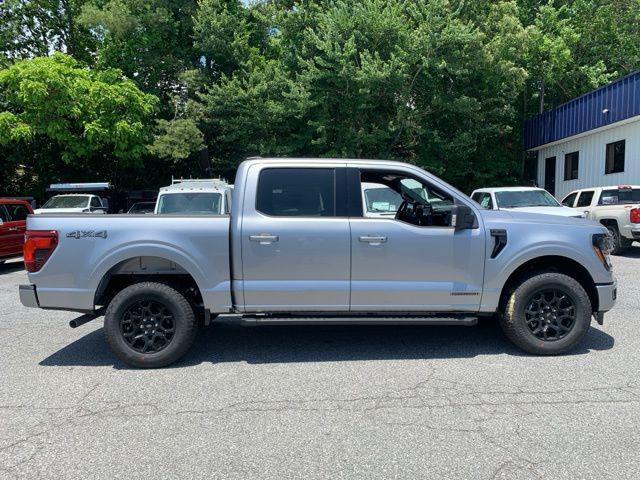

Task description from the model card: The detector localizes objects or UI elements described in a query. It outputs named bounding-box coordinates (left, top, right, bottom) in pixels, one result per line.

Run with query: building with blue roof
left=523, top=71, right=640, bottom=201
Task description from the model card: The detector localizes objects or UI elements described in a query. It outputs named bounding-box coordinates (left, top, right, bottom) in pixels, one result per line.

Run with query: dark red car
left=0, top=199, right=33, bottom=264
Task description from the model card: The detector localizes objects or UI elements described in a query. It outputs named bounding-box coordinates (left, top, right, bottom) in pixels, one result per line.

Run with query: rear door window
left=0, top=205, right=9, bottom=222
left=576, top=191, right=594, bottom=207
left=256, top=168, right=336, bottom=217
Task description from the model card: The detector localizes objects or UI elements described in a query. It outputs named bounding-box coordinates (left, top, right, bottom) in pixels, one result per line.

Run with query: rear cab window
left=599, top=187, right=640, bottom=205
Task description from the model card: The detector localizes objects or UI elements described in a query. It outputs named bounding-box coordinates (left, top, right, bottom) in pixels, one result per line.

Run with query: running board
left=240, top=314, right=478, bottom=326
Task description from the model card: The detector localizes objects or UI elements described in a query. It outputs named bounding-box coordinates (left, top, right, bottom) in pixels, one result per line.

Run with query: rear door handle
left=8, top=227, right=19, bottom=231
left=249, top=234, right=279, bottom=244
left=359, top=235, right=387, bottom=245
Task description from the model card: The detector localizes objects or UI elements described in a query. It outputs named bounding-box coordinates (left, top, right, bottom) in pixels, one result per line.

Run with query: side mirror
left=452, top=204, right=476, bottom=230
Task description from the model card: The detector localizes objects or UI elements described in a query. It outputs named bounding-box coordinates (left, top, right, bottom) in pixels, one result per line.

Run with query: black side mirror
left=452, top=204, right=477, bottom=230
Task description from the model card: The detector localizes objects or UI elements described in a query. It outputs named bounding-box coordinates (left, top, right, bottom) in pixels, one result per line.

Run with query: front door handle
left=249, top=234, right=279, bottom=244
left=8, top=227, right=19, bottom=231
left=359, top=235, right=387, bottom=245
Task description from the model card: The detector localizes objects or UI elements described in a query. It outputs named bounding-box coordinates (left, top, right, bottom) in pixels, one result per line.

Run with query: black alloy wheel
left=524, top=288, right=576, bottom=342
left=120, top=300, right=176, bottom=353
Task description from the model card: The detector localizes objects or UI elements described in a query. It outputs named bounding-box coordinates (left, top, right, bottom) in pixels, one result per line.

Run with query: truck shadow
left=39, top=317, right=615, bottom=369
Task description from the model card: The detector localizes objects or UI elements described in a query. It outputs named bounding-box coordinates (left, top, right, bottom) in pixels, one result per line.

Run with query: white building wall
left=535, top=116, right=640, bottom=200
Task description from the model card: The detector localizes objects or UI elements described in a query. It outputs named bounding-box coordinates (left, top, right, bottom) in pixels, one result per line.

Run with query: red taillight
left=23, top=230, right=58, bottom=272
left=631, top=208, right=640, bottom=224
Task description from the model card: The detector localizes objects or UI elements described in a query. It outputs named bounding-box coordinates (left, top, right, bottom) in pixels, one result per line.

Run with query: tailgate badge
left=66, top=230, right=108, bottom=239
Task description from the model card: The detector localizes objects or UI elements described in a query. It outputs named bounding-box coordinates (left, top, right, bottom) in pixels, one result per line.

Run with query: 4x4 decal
left=66, top=230, right=108, bottom=239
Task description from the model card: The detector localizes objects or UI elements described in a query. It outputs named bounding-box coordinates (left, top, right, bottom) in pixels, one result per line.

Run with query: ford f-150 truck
left=20, top=158, right=617, bottom=368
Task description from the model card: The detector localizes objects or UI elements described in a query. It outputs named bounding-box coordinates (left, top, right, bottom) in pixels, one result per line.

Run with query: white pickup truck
left=34, top=194, right=107, bottom=214
left=155, top=179, right=232, bottom=215
left=561, top=185, right=640, bottom=254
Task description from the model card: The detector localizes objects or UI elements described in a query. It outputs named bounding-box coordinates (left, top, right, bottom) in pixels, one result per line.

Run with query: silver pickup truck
left=20, top=158, right=617, bottom=368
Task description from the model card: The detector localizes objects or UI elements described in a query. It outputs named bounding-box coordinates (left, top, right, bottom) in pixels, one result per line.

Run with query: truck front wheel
left=104, top=282, right=197, bottom=368
left=499, top=272, right=592, bottom=355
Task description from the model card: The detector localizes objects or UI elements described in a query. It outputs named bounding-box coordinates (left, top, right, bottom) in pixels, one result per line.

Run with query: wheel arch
left=599, top=218, right=619, bottom=229
left=93, top=253, right=205, bottom=309
left=498, top=255, right=599, bottom=314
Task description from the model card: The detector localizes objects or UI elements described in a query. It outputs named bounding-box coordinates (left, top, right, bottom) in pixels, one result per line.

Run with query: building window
left=605, top=140, right=625, bottom=174
left=564, top=151, right=579, bottom=180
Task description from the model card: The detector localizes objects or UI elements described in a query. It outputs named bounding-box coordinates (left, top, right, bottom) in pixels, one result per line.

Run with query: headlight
left=592, top=233, right=613, bottom=270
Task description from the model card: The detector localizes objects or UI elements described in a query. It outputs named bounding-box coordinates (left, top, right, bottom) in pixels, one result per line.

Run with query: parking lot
left=0, top=252, right=638, bottom=479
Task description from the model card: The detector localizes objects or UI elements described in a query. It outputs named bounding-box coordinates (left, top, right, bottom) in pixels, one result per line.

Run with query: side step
left=241, top=314, right=477, bottom=326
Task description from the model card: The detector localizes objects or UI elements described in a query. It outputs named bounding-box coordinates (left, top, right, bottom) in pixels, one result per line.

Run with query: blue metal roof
left=524, top=70, right=640, bottom=150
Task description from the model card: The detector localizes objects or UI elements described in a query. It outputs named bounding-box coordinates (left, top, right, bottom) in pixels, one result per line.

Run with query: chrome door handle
left=8, top=227, right=19, bottom=231
left=249, top=234, right=279, bottom=244
left=359, top=235, right=387, bottom=245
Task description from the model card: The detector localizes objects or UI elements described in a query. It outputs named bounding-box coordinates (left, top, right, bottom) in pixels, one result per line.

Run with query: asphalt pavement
left=1, top=251, right=639, bottom=479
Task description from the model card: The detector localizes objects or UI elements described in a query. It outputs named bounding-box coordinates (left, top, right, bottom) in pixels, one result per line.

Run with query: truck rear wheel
left=499, top=272, right=592, bottom=355
left=104, top=282, right=197, bottom=368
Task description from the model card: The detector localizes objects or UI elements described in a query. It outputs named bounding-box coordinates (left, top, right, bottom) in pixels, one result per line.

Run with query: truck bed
left=25, top=214, right=232, bottom=312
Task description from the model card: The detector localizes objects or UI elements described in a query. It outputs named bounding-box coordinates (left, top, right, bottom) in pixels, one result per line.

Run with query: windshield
left=42, top=195, right=90, bottom=209
left=364, top=187, right=402, bottom=213
left=495, top=190, right=559, bottom=208
left=156, top=192, right=222, bottom=214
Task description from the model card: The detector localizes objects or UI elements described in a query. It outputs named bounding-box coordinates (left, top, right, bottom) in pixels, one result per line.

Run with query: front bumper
left=596, top=281, right=617, bottom=313
left=19, top=284, right=40, bottom=308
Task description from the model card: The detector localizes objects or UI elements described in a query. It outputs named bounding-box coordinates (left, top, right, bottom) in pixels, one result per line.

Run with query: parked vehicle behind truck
left=471, top=187, right=583, bottom=218
left=20, top=158, right=617, bottom=368
left=561, top=185, right=640, bottom=254
left=34, top=194, right=107, bottom=214
left=155, top=178, right=232, bottom=215
left=0, top=199, right=32, bottom=264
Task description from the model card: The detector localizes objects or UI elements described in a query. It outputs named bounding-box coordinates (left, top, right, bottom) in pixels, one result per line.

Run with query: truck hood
left=482, top=209, right=599, bottom=228
left=33, top=207, right=88, bottom=214
left=500, top=205, right=583, bottom=218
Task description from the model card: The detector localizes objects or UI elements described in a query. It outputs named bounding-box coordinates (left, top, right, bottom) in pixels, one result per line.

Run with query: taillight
left=23, top=230, right=58, bottom=272
left=631, top=208, right=640, bottom=223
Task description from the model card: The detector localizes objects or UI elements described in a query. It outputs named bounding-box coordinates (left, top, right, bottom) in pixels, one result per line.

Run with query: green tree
left=79, top=0, right=198, bottom=107
left=0, top=53, right=157, bottom=194
left=196, top=0, right=528, bottom=191
left=0, top=0, right=95, bottom=65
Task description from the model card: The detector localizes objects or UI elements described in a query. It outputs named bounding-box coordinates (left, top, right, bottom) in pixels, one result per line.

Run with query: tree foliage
left=1, top=0, right=639, bottom=196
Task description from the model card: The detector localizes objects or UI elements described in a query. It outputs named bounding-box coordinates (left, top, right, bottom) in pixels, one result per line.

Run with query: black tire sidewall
left=503, top=274, right=591, bottom=355
left=104, top=283, right=196, bottom=368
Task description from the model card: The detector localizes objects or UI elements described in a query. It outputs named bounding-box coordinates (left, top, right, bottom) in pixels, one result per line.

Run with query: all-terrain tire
left=499, top=272, right=592, bottom=355
left=104, top=282, right=197, bottom=368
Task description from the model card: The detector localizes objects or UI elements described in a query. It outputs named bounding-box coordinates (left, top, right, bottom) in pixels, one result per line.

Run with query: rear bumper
left=19, top=284, right=40, bottom=308
left=630, top=229, right=640, bottom=240
left=596, top=281, right=617, bottom=312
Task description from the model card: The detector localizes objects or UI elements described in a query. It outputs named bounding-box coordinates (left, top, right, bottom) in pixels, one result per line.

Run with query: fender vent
left=490, top=229, right=507, bottom=259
